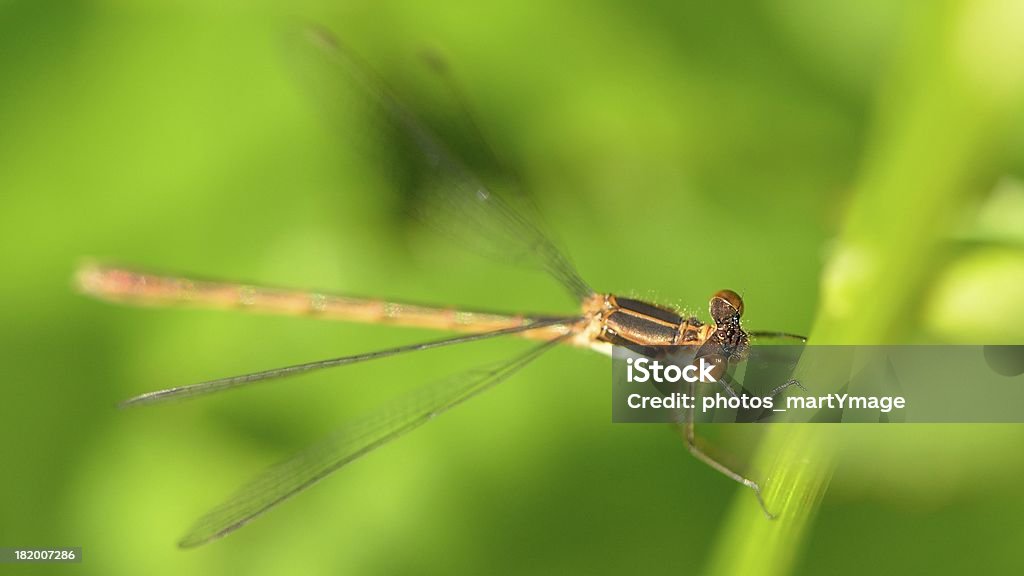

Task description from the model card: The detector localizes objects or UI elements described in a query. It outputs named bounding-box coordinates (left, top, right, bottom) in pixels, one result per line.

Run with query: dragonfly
left=76, top=28, right=806, bottom=548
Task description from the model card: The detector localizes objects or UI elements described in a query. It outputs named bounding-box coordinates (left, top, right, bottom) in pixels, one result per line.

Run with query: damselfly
left=76, top=28, right=805, bottom=548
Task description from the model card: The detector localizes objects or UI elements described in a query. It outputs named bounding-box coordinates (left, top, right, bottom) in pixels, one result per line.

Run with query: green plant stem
left=703, top=2, right=1017, bottom=574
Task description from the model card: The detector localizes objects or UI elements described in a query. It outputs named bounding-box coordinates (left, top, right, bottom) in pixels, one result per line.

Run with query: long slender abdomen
left=75, top=263, right=574, bottom=342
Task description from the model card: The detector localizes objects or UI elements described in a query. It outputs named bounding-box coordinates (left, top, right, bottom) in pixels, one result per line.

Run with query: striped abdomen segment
left=597, top=295, right=711, bottom=353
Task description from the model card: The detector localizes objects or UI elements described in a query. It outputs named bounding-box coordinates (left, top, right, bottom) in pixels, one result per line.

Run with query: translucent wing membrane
left=121, top=316, right=578, bottom=406
left=416, top=47, right=521, bottom=183
left=178, top=334, right=568, bottom=548
left=302, top=28, right=593, bottom=301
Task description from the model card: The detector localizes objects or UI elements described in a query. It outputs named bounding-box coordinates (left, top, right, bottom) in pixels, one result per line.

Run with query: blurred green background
left=3, top=0, right=1024, bottom=574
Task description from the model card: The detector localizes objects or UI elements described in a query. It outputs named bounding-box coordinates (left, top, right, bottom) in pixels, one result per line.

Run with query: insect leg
left=679, top=379, right=776, bottom=519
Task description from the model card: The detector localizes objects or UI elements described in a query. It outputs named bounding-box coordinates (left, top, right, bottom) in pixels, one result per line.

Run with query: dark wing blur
left=292, top=27, right=593, bottom=302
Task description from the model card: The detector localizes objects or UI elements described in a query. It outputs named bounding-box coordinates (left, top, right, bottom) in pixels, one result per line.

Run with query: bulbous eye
left=710, top=289, right=744, bottom=320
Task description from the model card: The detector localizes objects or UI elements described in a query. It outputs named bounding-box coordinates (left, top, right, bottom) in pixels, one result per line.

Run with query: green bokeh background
left=3, top=1, right=1024, bottom=574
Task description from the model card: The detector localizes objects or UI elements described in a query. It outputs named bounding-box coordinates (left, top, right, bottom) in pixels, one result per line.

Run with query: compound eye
left=710, top=289, right=744, bottom=320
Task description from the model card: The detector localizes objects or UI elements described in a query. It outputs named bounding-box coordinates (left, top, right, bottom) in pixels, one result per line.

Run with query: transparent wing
left=415, top=47, right=522, bottom=185
left=121, top=316, right=575, bottom=406
left=299, top=28, right=593, bottom=301
left=177, top=334, right=567, bottom=548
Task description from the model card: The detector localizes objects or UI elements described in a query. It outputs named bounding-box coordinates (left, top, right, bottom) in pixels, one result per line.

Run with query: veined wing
left=178, top=333, right=567, bottom=547
left=299, top=28, right=593, bottom=302
left=121, top=316, right=578, bottom=406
